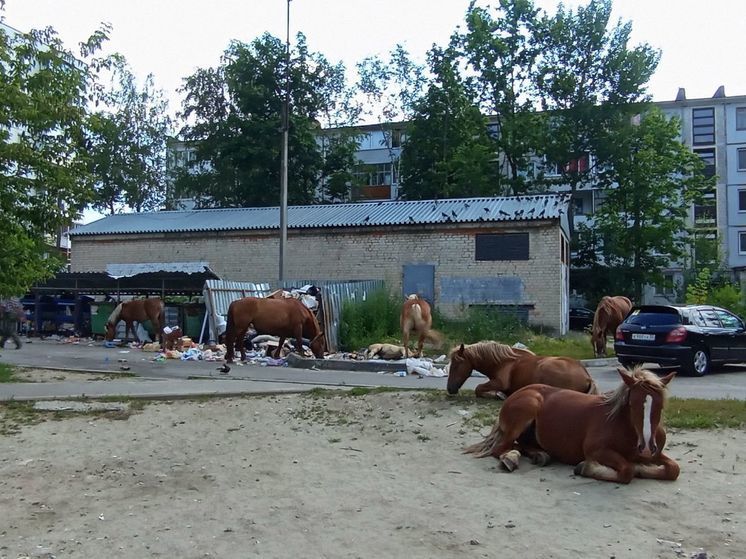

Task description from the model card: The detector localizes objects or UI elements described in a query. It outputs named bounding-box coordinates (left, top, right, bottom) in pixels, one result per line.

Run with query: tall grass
left=337, top=292, right=596, bottom=357
left=339, top=290, right=401, bottom=351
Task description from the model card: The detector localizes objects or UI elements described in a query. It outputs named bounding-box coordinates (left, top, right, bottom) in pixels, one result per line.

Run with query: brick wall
left=71, top=221, right=567, bottom=331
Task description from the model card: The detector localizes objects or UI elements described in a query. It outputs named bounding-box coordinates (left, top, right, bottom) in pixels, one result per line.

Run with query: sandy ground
left=0, top=391, right=743, bottom=559
left=10, top=368, right=119, bottom=383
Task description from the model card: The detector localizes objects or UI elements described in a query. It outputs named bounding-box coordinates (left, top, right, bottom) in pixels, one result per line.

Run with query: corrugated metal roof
left=106, top=261, right=212, bottom=278
left=71, top=194, right=571, bottom=236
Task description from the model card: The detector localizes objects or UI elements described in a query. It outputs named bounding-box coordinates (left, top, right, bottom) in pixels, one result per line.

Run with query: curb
left=288, top=353, right=620, bottom=373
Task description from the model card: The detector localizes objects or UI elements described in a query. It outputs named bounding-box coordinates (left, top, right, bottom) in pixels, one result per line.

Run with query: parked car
left=614, top=304, right=746, bottom=376
left=569, top=306, right=594, bottom=331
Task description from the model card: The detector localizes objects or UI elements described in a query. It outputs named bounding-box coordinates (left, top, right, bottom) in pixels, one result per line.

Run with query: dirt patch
left=10, top=368, right=119, bottom=383
left=0, top=392, right=742, bottom=558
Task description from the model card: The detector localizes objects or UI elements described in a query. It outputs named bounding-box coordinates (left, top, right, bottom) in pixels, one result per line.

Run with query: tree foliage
left=173, top=33, right=360, bottom=207
left=534, top=0, right=660, bottom=234
left=88, top=56, right=171, bottom=213
left=582, top=110, right=712, bottom=300
left=460, top=0, right=544, bottom=195
left=0, top=24, right=108, bottom=296
left=399, top=46, right=499, bottom=200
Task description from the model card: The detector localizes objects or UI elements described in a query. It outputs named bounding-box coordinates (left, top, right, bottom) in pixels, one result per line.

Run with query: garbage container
left=183, top=304, right=205, bottom=339
left=91, top=302, right=116, bottom=336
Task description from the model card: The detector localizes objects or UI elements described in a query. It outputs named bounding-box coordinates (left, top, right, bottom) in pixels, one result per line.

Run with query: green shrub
left=708, top=284, right=746, bottom=318
left=339, top=289, right=401, bottom=350
left=435, top=306, right=526, bottom=348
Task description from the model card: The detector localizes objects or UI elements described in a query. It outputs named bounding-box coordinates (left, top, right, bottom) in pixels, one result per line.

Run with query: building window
left=738, top=148, right=746, bottom=171
left=737, top=107, right=746, bottom=130
left=475, top=233, right=529, bottom=261
left=740, top=190, right=746, bottom=212
left=656, top=273, right=676, bottom=296
left=692, top=107, right=715, bottom=145
left=390, top=129, right=402, bottom=148
left=353, top=163, right=393, bottom=186
left=694, top=204, right=716, bottom=227
left=572, top=197, right=584, bottom=216
left=694, top=148, right=716, bottom=178
left=740, top=232, right=746, bottom=254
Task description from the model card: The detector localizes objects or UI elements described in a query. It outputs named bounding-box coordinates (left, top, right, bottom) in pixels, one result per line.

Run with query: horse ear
left=659, top=371, right=676, bottom=386
left=458, top=343, right=465, bottom=356
left=617, top=367, right=635, bottom=386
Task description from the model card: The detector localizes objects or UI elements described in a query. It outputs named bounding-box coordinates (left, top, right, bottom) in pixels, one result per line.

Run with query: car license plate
left=631, top=333, right=656, bottom=341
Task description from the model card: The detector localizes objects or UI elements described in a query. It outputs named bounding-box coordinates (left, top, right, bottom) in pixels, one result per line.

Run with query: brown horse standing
left=591, top=296, right=633, bottom=357
left=463, top=367, right=680, bottom=484
left=105, top=298, right=165, bottom=344
left=447, top=341, right=596, bottom=398
left=401, top=295, right=441, bottom=358
left=224, top=296, right=325, bottom=363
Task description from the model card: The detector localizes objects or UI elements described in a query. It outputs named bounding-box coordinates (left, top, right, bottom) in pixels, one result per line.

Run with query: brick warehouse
left=70, top=194, right=572, bottom=333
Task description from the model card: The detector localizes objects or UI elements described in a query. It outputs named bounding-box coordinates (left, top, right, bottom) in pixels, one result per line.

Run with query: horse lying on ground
left=592, top=295, right=633, bottom=357
left=224, top=296, right=325, bottom=363
left=106, top=298, right=165, bottom=344
left=446, top=341, right=596, bottom=398
left=463, top=367, right=680, bottom=484
left=401, top=295, right=442, bottom=358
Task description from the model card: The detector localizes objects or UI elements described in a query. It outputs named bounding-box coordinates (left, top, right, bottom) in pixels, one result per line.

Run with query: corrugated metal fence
left=279, top=280, right=386, bottom=352
left=202, top=278, right=386, bottom=352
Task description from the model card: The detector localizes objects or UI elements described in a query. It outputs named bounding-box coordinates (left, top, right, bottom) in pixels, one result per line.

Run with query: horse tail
left=463, top=418, right=503, bottom=458
left=107, top=303, right=123, bottom=326
left=425, top=328, right=444, bottom=347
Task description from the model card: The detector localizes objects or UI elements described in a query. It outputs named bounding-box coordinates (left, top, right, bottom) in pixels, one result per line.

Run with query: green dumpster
left=91, top=302, right=116, bottom=336
left=183, top=304, right=205, bottom=339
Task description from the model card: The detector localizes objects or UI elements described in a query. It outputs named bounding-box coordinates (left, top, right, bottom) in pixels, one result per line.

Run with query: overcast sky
left=3, top=0, right=746, bottom=115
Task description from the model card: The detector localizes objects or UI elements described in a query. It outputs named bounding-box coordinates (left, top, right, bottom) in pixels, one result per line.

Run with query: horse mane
left=450, top=341, right=535, bottom=363
left=602, top=367, right=668, bottom=419
left=106, top=303, right=123, bottom=326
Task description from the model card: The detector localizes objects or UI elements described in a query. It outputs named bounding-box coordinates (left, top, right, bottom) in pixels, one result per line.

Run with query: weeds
left=0, top=363, right=18, bottom=383
left=338, top=292, right=596, bottom=358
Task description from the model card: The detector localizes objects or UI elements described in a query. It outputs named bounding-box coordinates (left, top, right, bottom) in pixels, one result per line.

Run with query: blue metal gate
left=402, top=264, right=435, bottom=304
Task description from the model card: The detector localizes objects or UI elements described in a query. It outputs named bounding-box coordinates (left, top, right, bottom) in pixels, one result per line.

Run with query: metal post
left=279, top=0, right=291, bottom=281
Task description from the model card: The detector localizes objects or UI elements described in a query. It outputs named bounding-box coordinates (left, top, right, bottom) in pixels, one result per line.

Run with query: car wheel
left=683, top=348, right=710, bottom=377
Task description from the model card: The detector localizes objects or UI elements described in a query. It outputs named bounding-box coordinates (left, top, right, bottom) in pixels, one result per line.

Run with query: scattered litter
left=405, top=357, right=446, bottom=377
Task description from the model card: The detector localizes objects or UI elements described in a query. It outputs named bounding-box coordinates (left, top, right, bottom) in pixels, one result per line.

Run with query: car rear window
left=625, top=310, right=682, bottom=326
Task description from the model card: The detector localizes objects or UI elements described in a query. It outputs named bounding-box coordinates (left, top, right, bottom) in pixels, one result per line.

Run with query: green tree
left=590, top=110, right=712, bottom=301
left=88, top=56, right=171, bottom=213
left=459, top=0, right=544, bottom=195
left=398, top=46, right=500, bottom=200
left=534, top=0, right=660, bottom=234
left=0, top=24, right=108, bottom=297
left=174, top=33, right=359, bottom=207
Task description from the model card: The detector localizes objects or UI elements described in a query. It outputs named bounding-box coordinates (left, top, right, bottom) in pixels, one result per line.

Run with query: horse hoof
left=495, top=391, right=507, bottom=400
left=500, top=450, right=521, bottom=472
left=573, top=462, right=585, bottom=476
left=531, top=451, right=551, bottom=466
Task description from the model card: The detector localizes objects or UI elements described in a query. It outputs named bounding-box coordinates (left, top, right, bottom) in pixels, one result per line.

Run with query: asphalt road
left=2, top=339, right=746, bottom=400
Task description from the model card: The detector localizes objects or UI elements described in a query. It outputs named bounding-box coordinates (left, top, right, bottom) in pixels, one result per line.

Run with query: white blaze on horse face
left=642, top=394, right=654, bottom=450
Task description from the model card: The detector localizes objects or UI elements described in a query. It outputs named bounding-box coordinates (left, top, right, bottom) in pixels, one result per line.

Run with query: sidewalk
left=0, top=339, right=621, bottom=402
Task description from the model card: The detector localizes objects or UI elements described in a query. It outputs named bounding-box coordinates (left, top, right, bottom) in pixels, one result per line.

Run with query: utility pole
left=279, top=0, right=291, bottom=281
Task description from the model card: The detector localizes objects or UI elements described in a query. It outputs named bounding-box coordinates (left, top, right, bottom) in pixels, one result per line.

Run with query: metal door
left=402, top=264, right=435, bottom=304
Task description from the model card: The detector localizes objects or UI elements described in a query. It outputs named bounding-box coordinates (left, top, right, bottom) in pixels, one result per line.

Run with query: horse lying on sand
left=401, top=295, right=442, bottom=358
left=224, top=296, right=325, bottom=363
left=446, top=341, right=596, bottom=398
left=463, top=367, right=680, bottom=484
left=105, top=298, right=165, bottom=344
left=591, top=295, right=633, bottom=357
